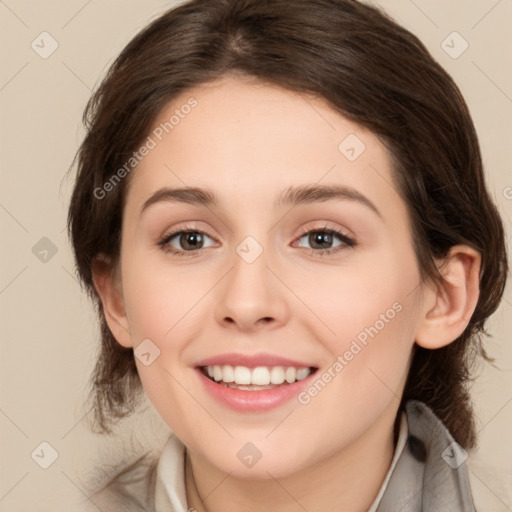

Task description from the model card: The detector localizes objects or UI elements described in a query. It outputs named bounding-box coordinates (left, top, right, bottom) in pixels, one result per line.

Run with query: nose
left=214, top=244, right=289, bottom=333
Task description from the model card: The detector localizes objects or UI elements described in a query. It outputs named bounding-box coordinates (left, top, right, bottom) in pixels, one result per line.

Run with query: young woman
left=67, top=0, right=508, bottom=510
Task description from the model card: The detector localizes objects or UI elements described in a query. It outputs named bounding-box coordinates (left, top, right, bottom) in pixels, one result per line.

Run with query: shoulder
left=70, top=431, right=187, bottom=512
left=79, top=451, right=160, bottom=512
left=407, top=401, right=512, bottom=512
left=406, top=401, right=512, bottom=510
left=377, top=400, right=477, bottom=511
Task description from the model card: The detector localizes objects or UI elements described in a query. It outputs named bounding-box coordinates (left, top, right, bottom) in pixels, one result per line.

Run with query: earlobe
left=91, top=254, right=133, bottom=348
left=415, top=245, right=481, bottom=350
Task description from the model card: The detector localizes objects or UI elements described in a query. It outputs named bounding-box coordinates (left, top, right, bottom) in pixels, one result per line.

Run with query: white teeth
left=234, top=366, right=251, bottom=384
left=252, top=367, right=271, bottom=385
left=213, top=365, right=223, bottom=382
left=285, top=367, right=296, bottom=383
left=222, top=365, right=235, bottom=383
left=270, top=366, right=285, bottom=384
left=204, top=364, right=312, bottom=385
left=296, top=368, right=310, bottom=381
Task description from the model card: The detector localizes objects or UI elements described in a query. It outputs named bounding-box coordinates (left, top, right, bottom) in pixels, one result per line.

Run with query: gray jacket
left=376, top=400, right=475, bottom=511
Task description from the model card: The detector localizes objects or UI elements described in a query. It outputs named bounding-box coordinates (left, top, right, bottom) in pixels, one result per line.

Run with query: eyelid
left=295, top=222, right=354, bottom=242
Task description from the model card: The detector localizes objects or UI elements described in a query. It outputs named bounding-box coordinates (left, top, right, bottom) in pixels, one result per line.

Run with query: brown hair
left=67, top=0, right=508, bottom=447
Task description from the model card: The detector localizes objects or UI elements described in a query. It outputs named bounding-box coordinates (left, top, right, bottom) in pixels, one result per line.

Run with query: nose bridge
left=229, top=233, right=272, bottom=303
left=214, top=232, right=288, bottom=330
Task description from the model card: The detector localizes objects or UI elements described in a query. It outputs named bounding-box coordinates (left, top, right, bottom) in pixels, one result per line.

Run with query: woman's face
left=116, top=75, right=426, bottom=478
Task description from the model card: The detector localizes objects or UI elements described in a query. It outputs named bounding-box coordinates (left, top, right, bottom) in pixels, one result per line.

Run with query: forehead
left=124, top=75, right=402, bottom=220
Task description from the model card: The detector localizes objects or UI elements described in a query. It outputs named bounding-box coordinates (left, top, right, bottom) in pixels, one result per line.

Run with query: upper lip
left=194, top=353, right=317, bottom=369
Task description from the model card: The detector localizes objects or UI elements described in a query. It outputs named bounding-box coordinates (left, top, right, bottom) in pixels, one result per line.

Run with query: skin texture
left=92, top=75, right=481, bottom=512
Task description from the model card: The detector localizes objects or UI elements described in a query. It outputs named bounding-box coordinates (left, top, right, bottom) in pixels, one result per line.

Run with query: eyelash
left=157, top=224, right=356, bottom=258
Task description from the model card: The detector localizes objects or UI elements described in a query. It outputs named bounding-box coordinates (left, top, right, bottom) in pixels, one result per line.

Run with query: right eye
left=158, top=228, right=216, bottom=256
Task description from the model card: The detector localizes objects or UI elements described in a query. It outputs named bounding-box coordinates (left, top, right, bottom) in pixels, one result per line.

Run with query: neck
left=184, top=404, right=400, bottom=512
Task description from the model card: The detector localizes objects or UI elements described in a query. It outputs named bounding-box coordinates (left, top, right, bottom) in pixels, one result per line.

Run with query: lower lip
left=195, top=367, right=318, bottom=412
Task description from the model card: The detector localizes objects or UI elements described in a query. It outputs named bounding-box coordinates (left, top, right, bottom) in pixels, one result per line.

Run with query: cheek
left=288, top=277, right=420, bottom=458
left=298, top=246, right=421, bottom=405
left=120, top=251, right=214, bottom=408
left=122, top=256, right=205, bottom=431
left=121, top=250, right=206, bottom=342
left=303, top=246, right=420, bottom=347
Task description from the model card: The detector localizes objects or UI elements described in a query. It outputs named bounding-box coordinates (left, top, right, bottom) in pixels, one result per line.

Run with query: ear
left=91, top=254, right=133, bottom=348
left=415, top=245, right=481, bottom=349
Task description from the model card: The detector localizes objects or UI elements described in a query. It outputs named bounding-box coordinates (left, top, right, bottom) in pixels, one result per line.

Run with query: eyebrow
left=139, top=184, right=382, bottom=218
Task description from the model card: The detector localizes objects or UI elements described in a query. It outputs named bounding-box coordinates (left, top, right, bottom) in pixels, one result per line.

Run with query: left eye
left=295, top=228, right=355, bottom=253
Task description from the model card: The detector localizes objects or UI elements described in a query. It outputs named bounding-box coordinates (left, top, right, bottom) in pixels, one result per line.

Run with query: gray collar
left=377, top=400, right=475, bottom=511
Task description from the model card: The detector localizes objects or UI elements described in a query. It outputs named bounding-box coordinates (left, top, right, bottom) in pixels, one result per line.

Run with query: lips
left=193, top=352, right=319, bottom=412
left=194, top=352, right=317, bottom=368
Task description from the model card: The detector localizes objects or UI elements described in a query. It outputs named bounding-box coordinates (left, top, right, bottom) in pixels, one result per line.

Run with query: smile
left=195, top=364, right=319, bottom=412
left=200, top=364, right=314, bottom=389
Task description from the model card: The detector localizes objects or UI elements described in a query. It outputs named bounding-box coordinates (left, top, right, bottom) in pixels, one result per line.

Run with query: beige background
left=0, top=0, right=511, bottom=510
